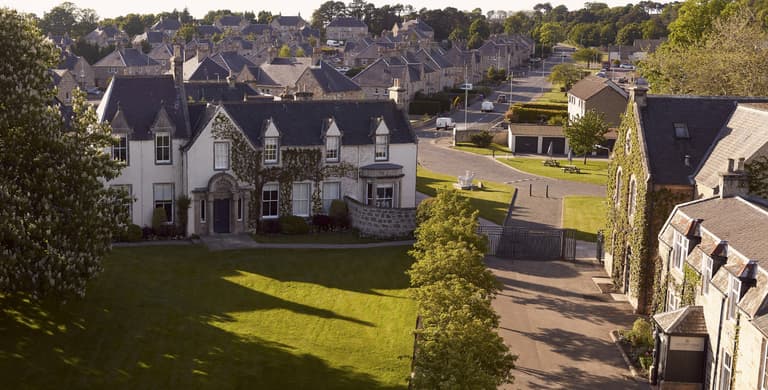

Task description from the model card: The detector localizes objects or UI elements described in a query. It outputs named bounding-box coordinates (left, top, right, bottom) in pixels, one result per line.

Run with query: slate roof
left=301, top=26, right=321, bottom=38
left=241, top=24, right=271, bottom=35
left=210, top=51, right=256, bottom=74
left=217, top=15, right=242, bottom=26
left=99, top=25, right=122, bottom=38
left=222, top=100, right=414, bottom=146
left=694, top=104, right=768, bottom=189
left=352, top=58, right=396, bottom=87
left=640, top=95, right=768, bottom=185
left=653, top=306, right=708, bottom=335
left=274, top=16, right=304, bottom=27
left=94, top=48, right=159, bottom=68
left=151, top=18, right=181, bottom=31
left=137, top=31, right=165, bottom=45
left=187, top=57, right=230, bottom=81
left=148, top=44, right=173, bottom=61
left=257, top=57, right=312, bottom=87
left=327, top=17, right=368, bottom=28
left=196, top=25, right=222, bottom=36
left=300, top=61, right=361, bottom=93
left=97, top=75, right=188, bottom=140
left=397, top=19, right=433, bottom=33
left=184, top=82, right=259, bottom=103
left=569, top=75, right=628, bottom=100
left=57, top=50, right=83, bottom=70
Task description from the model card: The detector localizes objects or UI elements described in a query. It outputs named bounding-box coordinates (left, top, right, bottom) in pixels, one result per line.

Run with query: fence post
left=546, top=185, right=549, bottom=198
left=529, top=183, right=532, bottom=196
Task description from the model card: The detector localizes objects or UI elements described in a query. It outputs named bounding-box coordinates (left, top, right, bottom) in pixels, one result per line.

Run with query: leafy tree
left=278, top=44, right=292, bottom=57
left=469, top=18, right=490, bottom=40
left=176, top=23, right=196, bottom=43
left=121, top=14, right=146, bottom=37
left=39, top=1, right=98, bottom=38
left=71, top=39, right=114, bottom=64
left=467, top=33, right=483, bottom=49
left=449, top=26, right=467, bottom=42
left=548, top=63, right=583, bottom=90
left=503, top=11, right=533, bottom=34
left=409, top=240, right=499, bottom=295
left=564, top=110, right=609, bottom=164
left=572, top=47, right=601, bottom=68
left=640, top=7, right=768, bottom=96
left=294, top=47, right=306, bottom=57
left=311, top=1, right=347, bottom=30
left=599, top=23, right=617, bottom=45
left=257, top=11, right=273, bottom=24
left=615, top=22, right=643, bottom=45
left=537, top=22, right=564, bottom=52
left=667, top=0, right=727, bottom=46
left=0, top=9, right=126, bottom=298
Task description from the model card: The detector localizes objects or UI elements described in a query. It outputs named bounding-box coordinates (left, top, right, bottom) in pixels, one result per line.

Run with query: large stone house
left=92, top=48, right=163, bottom=88
left=326, top=17, right=369, bottom=41
left=352, top=56, right=424, bottom=101
left=56, top=50, right=95, bottom=90
left=83, top=25, right=128, bottom=48
left=391, top=19, right=434, bottom=42
left=567, top=75, right=628, bottom=127
left=97, top=49, right=417, bottom=237
left=294, top=61, right=363, bottom=100
left=653, top=192, right=768, bottom=389
left=604, top=84, right=768, bottom=313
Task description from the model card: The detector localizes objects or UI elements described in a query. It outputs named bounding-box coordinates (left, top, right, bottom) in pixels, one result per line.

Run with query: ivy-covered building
left=604, top=83, right=768, bottom=313
left=97, top=46, right=417, bottom=236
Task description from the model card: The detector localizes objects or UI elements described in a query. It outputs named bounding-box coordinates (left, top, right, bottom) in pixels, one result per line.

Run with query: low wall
left=455, top=129, right=507, bottom=144
left=345, top=196, right=416, bottom=239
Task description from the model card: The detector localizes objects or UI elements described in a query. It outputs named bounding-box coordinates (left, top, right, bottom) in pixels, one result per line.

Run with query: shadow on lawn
left=0, top=246, right=411, bottom=389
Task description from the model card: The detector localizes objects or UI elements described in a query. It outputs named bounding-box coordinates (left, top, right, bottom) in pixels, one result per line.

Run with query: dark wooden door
left=213, top=199, right=230, bottom=233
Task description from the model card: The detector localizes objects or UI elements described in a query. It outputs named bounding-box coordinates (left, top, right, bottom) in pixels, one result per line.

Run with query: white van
left=481, top=101, right=494, bottom=113
left=435, top=117, right=454, bottom=130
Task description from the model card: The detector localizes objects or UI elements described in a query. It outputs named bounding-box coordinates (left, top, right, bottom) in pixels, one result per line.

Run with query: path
left=199, top=234, right=414, bottom=251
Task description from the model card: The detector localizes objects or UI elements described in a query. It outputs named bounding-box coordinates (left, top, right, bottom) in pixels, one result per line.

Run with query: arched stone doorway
left=192, top=173, right=249, bottom=235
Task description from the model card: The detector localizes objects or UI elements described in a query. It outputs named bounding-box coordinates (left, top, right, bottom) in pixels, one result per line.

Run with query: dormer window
left=325, top=135, right=340, bottom=162
left=375, top=135, right=389, bottom=161
left=155, top=132, right=171, bottom=164
left=671, top=230, right=688, bottom=271
left=673, top=122, right=689, bottom=139
left=264, top=137, right=278, bottom=163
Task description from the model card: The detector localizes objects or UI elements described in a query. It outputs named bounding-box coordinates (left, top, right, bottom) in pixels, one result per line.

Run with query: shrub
left=547, top=115, right=566, bottom=126
left=119, top=224, right=143, bottom=242
left=329, top=199, right=348, bottom=219
left=416, top=198, right=436, bottom=225
left=151, top=207, right=168, bottom=232
left=279, top=216, right=309, bottom=235
left=507, top=104, right=568, bottom=123
left=156, top=224, right=177, bottom=238
left=312, top=214, right=332, bottom=232
left=627, top=318, right=654, bottom=349
left=141, top=226, right=154, bottom=239
left=261, top=219, right=281, bottom=234
left=409, top=100, right=442, bottom=115
left=470, top=131, right=493, bottom=147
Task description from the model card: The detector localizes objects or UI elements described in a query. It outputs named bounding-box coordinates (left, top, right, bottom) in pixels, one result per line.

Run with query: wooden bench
left=562, top=165, right=581, bottom=174
left=543, top=159, right=560, bottom=167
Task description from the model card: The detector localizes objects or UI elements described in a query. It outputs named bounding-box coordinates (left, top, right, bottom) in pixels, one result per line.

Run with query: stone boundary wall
left=345, top=196, right=416, bottom=239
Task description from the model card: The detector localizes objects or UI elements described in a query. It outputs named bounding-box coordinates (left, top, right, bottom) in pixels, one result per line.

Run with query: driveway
left=487, top=257, right=646, bottom=390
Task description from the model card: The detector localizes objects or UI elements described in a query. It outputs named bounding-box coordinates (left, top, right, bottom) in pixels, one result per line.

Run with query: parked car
left=619, top=64, right=635, bottom=70
left=435, top=117, right=455, bottom=130
left=335, top=66, right=350, bottom=73
left=481, top=100, right=494, bottom=113
left=497, top=94, right=508, bottom=103
left=596, top=71, right=607, bottom=78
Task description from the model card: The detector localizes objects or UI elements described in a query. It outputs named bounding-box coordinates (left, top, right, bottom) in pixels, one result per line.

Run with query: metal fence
left=478, top=225, right=576, bottom=260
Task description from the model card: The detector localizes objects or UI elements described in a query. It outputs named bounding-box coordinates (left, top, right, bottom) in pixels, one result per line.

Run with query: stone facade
left=345, top=196, right=416, bottom=239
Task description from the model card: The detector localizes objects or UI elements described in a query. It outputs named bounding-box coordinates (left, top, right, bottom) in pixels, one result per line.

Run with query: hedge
left=507, top=106, right=568, bottom=123
left=409, top=100, right=443, bottom=115
left=516, top=102, right=568, bottom=110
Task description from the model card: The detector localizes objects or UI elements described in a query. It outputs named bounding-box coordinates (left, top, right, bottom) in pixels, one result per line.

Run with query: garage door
left=514, top=136, right=538, bottom=154
left=542, top=137, right=565, bottom=155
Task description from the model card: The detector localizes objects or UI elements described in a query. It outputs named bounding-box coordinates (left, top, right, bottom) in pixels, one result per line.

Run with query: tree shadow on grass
left=0, top=247, right=412, bottom=389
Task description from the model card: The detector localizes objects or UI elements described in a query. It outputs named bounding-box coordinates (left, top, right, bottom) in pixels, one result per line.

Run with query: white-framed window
left=614, top=167, right=622, bottom=206
left=153, top=183, right=174, bottom=222
left=667, top=289, right=679, bottom=311
left=322, top=182, right=341, bottom=213
left=262, top=183, right=278, bottom=218
left=627, top=177, right=637, bottom=219
left=760, top=340, right=768, bottom=390
left=671, top=230, right=688, bottom=271
left=325, top=136, right=340, bottom=162
left=155, top=132, right=171, bottom=164
left=112, top=135, right=128, bottom=163
left=720, top=349, right=732, bottom=390
left=702, top=254, right=712, bottom=295
left=214, top=142, right=229, bottom=170
left=292, top=182, right=311, bottom=217
left=200, top=199, right=206, bottom=222
left=727, top=275, right=741, bottom=321
left=264, top=137, right=278, bottom=163
left=375, top=135, right=388, bottom=161
left=367, top=182, right=394, bottom=208
left=111, top=184, right=132, bottom=221
left=237, top=198, right=243, bottom=220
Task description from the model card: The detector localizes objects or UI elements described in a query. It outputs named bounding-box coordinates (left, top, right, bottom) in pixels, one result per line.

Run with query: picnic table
left=543, top=159, right=560, bottom=167
left=562, top=165, right=581, bottom=174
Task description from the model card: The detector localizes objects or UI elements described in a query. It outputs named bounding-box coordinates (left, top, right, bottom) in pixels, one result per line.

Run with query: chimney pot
left=737, top=157, right=745, bottom=171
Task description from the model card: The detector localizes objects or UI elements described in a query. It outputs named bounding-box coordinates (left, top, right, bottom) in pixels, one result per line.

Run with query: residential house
left=49, top=69, right=77, bottom=105
left=196, top=25, right=222, bottom=39
left=45, top=33, right=74, bottom=51
left=97, top=50, right=416, bottom=236
left=92, top=48, right=163, bottom=88
left=653, top=191, right=768, bottom=389
left=604, top=84, right=768, bottom=313
left=150, top=17, right=181, bottom=39
left=132, top=30, right=166, bottom=49
left=270, top=16, right=307, bottom=40
left=343, top=37, right=394, bottom=68
left=568, top=75, right=629, bottom=127
left=147, top=44, right=174, bottom=68
left=215, top=15, right=246, bottom=33
left=294, top=61, right=363, bottom=100
left=352, top=56, right=423, bottom=101
left=326, top=17, right=369, bottom=41
left=391, top=19, right=434, bottom=42
left=240, top=24, right=273, bottom=45
left=246, top=57, right=313, bottom=96
left=83, top=25, right=128, bottom=48
left=56, top=50, right=95, bottom=90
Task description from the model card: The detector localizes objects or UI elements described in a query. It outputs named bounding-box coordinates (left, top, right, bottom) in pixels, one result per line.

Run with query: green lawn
left=535, top=86, right=568, bottom=104
left=563, top=196, right=606, bottom=242
left=496, top=156, right=609, bottom=185
left=0, top=245, right=416, bottom=389
left=453, top=142, right=511, bottom=156
left=417, top=166, right=514, bottom=225
left=252, top=231, right=382, bottom=244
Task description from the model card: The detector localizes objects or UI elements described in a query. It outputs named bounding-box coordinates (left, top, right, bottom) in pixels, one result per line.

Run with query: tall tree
left=548, top=63, right=583, bottom=90
left=564, top=110, right=609, bottom=164
left=0, top=9, right=126, bottom=298
left=572, top=47, right=601, bottom=68
left=666, top=0, right=727, bottom=46
left=311, top=1, right=347, bottom=30
left=39, top=2, right=98, bottom=38
left=615, top=22, right=643, bottom=45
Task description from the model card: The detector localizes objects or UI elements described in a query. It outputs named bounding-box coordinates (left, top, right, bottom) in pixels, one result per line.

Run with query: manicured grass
left=453, top=142, right=511, bottom=156
left=417, top=166, right=514, bottom=225
left=0, top=245, right=416, bottom=389
left=496, top=156, right=609, bottom=186
left=563, top=196, right=606, bottom=242
left=252, top=231, right=382, bottom=244
left=536, top=86, right=568, bottom=104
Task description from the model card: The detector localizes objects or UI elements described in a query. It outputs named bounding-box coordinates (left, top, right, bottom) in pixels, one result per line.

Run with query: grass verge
left=252, top=231, right=382, bottom=244
left=535, top=86, right=568, bottom=104
left=562, top=195, right=606, bottom=242
left=495, top=156, right=609, bottom=186
left=0, top=245, right=416, bottom=389
left=453, top=142, right=511, bottom=156
left=417, top=166, right=514, bottom=225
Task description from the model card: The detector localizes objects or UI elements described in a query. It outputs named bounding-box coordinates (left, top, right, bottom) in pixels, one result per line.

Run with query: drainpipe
left=711, top=296, right=726, bottom=390
left=650, top=324, right=660, bottom=385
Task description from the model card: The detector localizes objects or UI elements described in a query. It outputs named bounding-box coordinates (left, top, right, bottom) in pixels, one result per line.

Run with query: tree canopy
left=0, top=9, right=126, bottom=298
left=564, top=110, right=609, bottom=164
left=548, top=63, right=583, bottom=91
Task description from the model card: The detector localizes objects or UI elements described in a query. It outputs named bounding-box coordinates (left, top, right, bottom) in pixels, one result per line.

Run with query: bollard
left=546, top=185, right=549, bottom=198
left=492, top=150, right=495, bottom=159
left=529, top=183, right=532, bottom=196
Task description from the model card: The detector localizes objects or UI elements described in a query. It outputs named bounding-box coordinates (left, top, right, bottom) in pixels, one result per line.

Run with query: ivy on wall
left=211, top=113, right=356, bottom=230
left=681, top=263, right=701, bottom=306
left=746, top=155, right=768, bottom=199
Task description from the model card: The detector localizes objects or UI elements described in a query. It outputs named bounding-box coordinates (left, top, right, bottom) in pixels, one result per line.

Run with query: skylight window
left=673, top=123, right=689, bottom=139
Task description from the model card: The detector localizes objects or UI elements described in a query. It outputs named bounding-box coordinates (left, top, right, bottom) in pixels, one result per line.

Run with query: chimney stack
left=719, top=156, right=749, bottom=199
left=197, top=44, right=210, bottom=63
left=226, top=71, right=235, bottom=88
left=630, top=78, right=649, bottom=108
left=171, top=44, right=183, bottom=85
left=389, top=78, right=408, bottom=110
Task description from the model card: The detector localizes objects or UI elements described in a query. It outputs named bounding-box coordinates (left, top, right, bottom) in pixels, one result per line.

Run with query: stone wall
left=345, top=196, right=416, bottom=239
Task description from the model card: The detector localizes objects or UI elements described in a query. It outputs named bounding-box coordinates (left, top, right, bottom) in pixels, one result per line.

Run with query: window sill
left=155, top=161, right=172, bottom=165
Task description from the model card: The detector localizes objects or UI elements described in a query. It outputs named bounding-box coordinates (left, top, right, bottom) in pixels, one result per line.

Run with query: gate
left=478, top=226, right=576, bottom=260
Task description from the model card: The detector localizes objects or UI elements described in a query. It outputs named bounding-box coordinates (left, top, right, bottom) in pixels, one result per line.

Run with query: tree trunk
left=583, top=153, right=588, bottom=165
